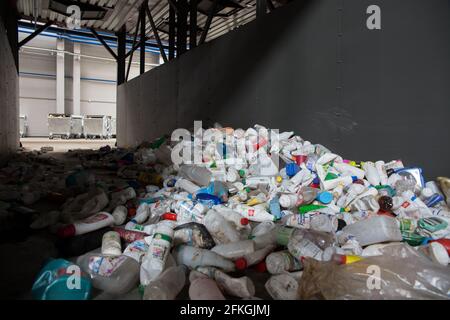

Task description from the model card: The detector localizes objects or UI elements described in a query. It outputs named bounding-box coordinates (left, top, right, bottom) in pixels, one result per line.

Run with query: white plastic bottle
left=203, top=209, right=241, bottom=244
left=321, top=175, right=356, bottom=191
left=173, top=245, right=235, bottom=272
left=287, top=229, right=334, bottom=261
left=175, top=178, right=201, bottom=194
left=143, top=265, right=187, bottom=300
left=375, top=161, right=388, bottom=185
left=112, top=205, right=127, bottom=225
left=140, top=223, right=174, bottom=285
left=172, top=200, right=206, bottom=223
left=342, top=216, right=403, bottom=246
left=232, top=204, right=275, bottom=222
left=234, top=245, right=276, bottom=270
left=101, top=231, right=122, bottom=256
left=333, top=162, right=365, bottom=180
left=266, top=250, right=303, bottom=274
left=189, top=277, right=225, bottom=300
left=57, top=212, right=115, bottom=238
left=197, top=267, right=255, bottom=298
left=132, top=202, right=150, bottom=224
left=363, top=161, right=381, bottom=186
left=212, top=205, right=250, bottom=229
left=211, top=240, right=255, bottom=259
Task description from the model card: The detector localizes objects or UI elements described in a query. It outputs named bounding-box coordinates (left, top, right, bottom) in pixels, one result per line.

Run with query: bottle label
left=88, top=255, right=127, bottom=277
left=123, top=240, right=149, bottom=263
left=153, top=232, right=173, bottom=243
left=291, top=238, right=323, bottom=260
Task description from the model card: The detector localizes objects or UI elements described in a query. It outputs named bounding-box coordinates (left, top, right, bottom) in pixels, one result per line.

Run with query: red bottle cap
left=128, top=207, right=136, bottom=218
left=254, top=261, right=267, bottom=273
left=234, top=258, right=247, bottom=270
left=57, top=224, right=76, bottom=238
left=295, top=155, right=307, bottom=166
left=240, top=218, right=249, bottom=226
left=161, top=213, right=178, bottom=221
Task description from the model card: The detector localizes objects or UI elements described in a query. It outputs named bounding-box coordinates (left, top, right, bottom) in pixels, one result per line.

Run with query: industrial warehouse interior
left=0, top=0, right=449, bottom=306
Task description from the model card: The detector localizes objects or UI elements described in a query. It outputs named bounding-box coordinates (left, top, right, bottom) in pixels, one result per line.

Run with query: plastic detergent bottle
left=125, top=221, right=157, bottom=235
left=57, top=212, right=115, bottom=238
left=32, top=258, right=91, bottom=300
left=140, top=222, right=174, bottom=285
left=112, top=205, right=128, bottom=225
left=212, top=205, right=250, bottom=229
left=132, top=202, right=150, bottom=224
left=173, top=245, right=235, bottom=272
left=143, top=265, right=187, bottom=300
left=232, top=203, right=275, bottom=222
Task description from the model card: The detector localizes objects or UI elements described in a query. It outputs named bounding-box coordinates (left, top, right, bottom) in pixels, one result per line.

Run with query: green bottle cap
left=238, top=169, right=246, bottom=178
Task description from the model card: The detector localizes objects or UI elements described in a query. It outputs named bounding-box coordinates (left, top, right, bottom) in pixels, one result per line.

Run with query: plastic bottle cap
left=254, top=261, right=267, bottom=273
left=235, top=258, right=247, bottom=270
left=57, top=224, right=76, bottom=238
left=162, top=213, right=177, bottom=221
left=421, top=187, right=434, bottom=199
left=276, top=176, right=283, bottom=183
left=429, top=242, right=449, bottom=266
left=286, top=163, right=300, bottom=177
left=317, top=191, right=333, bottom=204
left=240, top=218, right=249, bottom=226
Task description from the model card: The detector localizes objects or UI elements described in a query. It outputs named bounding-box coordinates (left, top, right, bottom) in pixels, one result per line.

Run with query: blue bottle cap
left=313, top=176, right=320, bottom=185
left=316, top=191, right=333, bottom=204
left=286, top=163, right=300, bottom=177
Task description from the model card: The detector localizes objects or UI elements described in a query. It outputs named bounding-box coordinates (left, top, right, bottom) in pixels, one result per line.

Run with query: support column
left=177, top=0, right=188, bottom=56
left=56, top=38, right=65, bottom=114
left=73, top=43, right=81, bottom=115
left=256, top=0, right=267, bottom=18
left=140, top=5, right=146, bottom=75
left=169, top=2, right=176, bottom=60
left=117, top=26, right=126, bottom=85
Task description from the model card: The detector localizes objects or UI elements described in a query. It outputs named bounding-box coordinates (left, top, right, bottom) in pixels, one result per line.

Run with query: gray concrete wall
left=117, top=0, right=450, bottom=179
left=0, top=15, right=19, bottom=160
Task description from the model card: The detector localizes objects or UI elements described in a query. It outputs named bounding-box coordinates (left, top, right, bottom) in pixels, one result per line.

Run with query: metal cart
left=48, top=114, right=71, bottom=139
left=110, top=117, right=117, bottom=138
left=70, top=115, right=84, bottom=138
left=19, top=115, right=27, bottom=138
left=84, top=115, right=111, bottom=139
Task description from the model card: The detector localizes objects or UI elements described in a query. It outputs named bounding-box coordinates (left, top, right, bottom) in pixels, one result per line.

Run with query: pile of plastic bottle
left=29, top=124, right=450, bottom=300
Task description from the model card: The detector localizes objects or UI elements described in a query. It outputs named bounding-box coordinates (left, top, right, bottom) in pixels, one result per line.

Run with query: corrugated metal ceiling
left=17, top=0, right=263, bottom=44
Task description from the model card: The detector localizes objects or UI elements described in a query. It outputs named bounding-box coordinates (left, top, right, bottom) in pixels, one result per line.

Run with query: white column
left=73, top=43, right=81, bottom=115
left=56, top=38, right=65, bottom=114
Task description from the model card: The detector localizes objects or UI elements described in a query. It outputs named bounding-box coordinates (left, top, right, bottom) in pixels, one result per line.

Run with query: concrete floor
left=21, top=138, right=116, bottom=152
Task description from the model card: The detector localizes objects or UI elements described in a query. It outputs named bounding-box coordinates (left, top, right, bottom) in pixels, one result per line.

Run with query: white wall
left=19, top=31, right=161, bottom=137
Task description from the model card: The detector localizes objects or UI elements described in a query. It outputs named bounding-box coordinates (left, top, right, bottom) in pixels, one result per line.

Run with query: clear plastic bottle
left=179, top=164, right=212, bottom=186
left=266, top=250, right=303, bottom=274
left=143, top=265, right=187, bottom=300
left=172, top=200, right=206, bottom=223
left=342, top=215, right=403, bottom=246
left=211, top=239, right=255, bottom=259
left=76, top=252, right=140, bottom=295
left=175, top=178, right=201, bottom=194
left=202, top=209, right=241, bottom=244
left=173, top=245, right=235, bottom=272
left=287, top=228, right=335, bottom=261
